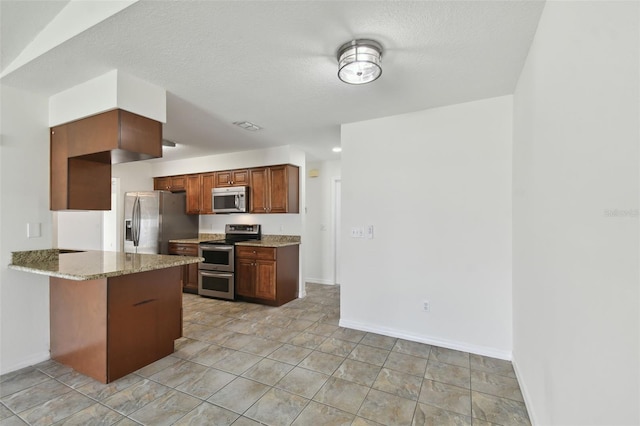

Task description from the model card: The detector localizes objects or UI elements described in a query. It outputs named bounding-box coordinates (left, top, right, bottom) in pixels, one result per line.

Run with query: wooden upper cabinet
left=50, top=125, right=70, bottom=210
left=215, top=169, right=249, bottom=187
left=185, top=174, right=203, bottom=215
left=50, top=109, right=162, bottom=211
left=51, top=124, right=111, bottom=211
left=249, top=168, right=269, bottom=213
left=249, top=165, right=299, bottom=213
left=154, top=175, right=186, bottom=192
left=65, top=109, right=162, bottom=162
left=268, top=165, right=292, bottom=213
left=185, top=173, right=215, bottom=215
left=200, top=173, right=216, bottom=214
left=153, top=164, right=299, bottom=215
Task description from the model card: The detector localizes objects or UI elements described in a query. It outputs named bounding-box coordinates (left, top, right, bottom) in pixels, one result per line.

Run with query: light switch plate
left=27, top=222, right=41, bottom=238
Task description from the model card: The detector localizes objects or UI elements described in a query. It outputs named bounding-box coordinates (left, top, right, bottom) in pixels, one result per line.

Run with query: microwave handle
left=235, top=194, right=239, bottom=209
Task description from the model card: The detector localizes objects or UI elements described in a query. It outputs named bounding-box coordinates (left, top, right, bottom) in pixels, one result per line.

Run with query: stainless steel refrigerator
left=124, top=191, right=198, bottom=254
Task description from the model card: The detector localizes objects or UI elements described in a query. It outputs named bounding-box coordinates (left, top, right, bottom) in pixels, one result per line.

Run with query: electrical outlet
left=422, top=301, right=430, bottom=312
left=351, top=227, right=364, bottom=238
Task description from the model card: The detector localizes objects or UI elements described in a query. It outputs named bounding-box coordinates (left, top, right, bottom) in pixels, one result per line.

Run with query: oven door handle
left=199, top=271, right=233, bottom=278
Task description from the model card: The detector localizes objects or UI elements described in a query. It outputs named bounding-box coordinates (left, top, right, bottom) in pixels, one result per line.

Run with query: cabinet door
left=168, top=243, right=199, bottom=294
left=185, top=175, right=202, bottom=214
left=66, top=109, right=119, bottom=156
left=268, top=165, right=289, bottom=213
left=215, top=171, right=233, bottom=187
left=50, top=125, right=69, bottom=210
left=249, top=168, right=268, bottom=213
left=154, top=177, right=171, bottom=191
left=200, top=173, right=216, bottom=214
left=185, top=263, right=199, bottom=293
left=231, top=170, right=249, bottom=186
left=108, top=276, right=160, bottom=381
left=154, top=176, right=186, bottom=192
left=169, top=175, right=186, bottom=191
left=216, top=169, right=249, bottom=187
left=236, top=258, right=256, bottom=297
left=255, top=260, right=276, bottom=300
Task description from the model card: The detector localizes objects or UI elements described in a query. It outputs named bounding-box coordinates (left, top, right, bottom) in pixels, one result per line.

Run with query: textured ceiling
left=0, top=0, right=69, bottom=69
left=0, top=1, right=545, bottom=161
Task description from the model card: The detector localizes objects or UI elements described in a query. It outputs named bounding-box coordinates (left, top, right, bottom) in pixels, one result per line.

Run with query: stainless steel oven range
left=198, top=224, right=261, bottom=299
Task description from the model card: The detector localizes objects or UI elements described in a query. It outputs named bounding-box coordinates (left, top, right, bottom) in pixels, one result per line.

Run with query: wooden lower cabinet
left=49, top=267, right=182, bottom=383
left=235, top=245, right=299, bottom=306
left=168, top=242, right=199, bottom=294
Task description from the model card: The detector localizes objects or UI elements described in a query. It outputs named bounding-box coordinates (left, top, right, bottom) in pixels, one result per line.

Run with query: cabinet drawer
left=168, top=242, right=198, bottom=256
left=236, top=246, right=276, bottom=261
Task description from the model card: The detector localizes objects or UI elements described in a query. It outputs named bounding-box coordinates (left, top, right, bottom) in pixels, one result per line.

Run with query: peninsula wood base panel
left=49, top=267, right=182, bottom=383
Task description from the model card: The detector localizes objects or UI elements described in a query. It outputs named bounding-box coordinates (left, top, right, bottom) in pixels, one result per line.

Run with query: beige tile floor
left=0, top=283, right=530, bottom=425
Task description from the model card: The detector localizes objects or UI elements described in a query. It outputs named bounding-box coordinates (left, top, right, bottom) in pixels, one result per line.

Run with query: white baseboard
left=339, top=318, right=512, bottom=360
left=305, top=278, right=335, bottom=285
left=511, top=351, right=538, bottom=426
left=0, top=350, right=50, bottom=375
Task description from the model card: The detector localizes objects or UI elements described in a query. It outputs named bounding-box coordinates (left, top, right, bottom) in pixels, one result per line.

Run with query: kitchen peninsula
left=9, top=249, right=203, bottom=383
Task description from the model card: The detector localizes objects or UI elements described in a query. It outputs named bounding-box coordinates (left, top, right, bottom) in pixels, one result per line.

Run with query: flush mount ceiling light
left=337, top=39, right=383, bottom=85
left=233, top=121, right=262, bottom=131
left=332, top=147, right=342, bottom=153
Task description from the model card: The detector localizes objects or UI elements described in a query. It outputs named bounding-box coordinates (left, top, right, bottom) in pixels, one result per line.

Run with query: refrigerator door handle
left=132, top=195, right=141, bottom=247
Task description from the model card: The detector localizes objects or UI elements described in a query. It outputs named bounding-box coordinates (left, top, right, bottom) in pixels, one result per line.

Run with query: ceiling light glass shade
left=337, top=39, right=383, bottom=85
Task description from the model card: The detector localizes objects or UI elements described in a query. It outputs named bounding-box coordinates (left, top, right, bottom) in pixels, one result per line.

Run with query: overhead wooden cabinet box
left=50, top=109, right=162, bottom=211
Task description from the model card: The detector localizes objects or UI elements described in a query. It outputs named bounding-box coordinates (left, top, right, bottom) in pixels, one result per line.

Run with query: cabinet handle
left=134, top=298, right=157, bottom=307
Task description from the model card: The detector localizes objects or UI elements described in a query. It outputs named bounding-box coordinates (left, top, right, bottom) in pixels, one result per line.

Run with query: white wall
left=49, top=69, right=166, bottom=126
left=341, top=96, right=513, bottom=358
left=512, top=2, right=639, bottom=425
left=305, top=160, right=341, bottom=284
left=53, top=211, right=103, bottom=250
left=0, top=85, right=52, bottom=374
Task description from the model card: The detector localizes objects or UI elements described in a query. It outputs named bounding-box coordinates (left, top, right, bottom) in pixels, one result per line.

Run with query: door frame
left=332, top=177, right=342, bottom=285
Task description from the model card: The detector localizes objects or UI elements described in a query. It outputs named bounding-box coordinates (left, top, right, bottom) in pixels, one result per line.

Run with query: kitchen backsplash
left=199, top=213, right=303, bottom=236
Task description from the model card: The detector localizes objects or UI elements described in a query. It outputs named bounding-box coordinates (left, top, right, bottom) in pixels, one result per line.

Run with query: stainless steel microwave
left=212, top=186, right=248, bottom=213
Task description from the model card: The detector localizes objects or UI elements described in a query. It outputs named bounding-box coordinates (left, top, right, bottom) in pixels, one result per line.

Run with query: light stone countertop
left=8, top=249, right=203, bottom=281
left=170, top=234, right=301, bottom=248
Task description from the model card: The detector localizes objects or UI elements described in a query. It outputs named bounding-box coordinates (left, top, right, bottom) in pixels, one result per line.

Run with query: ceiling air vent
left=233, top=121, right=262, bottom=131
